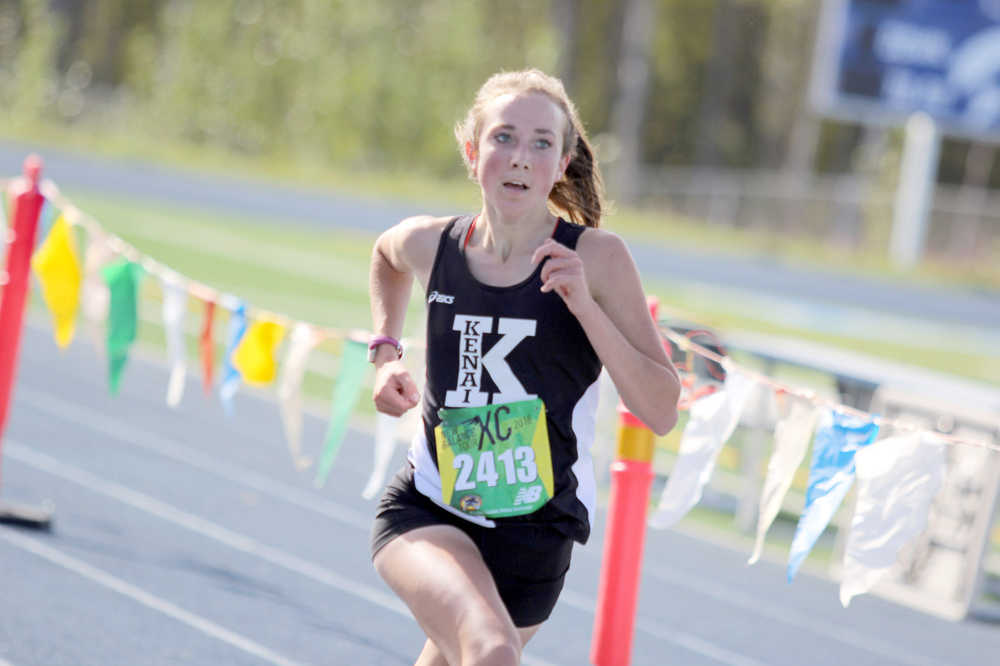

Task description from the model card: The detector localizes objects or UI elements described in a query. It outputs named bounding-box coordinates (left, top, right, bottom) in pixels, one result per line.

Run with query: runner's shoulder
left=386, top=214, right=455, bottom=273
left=575, top=227, right=629, bottom=266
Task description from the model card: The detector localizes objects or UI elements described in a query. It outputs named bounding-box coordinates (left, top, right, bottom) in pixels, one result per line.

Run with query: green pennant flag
left=102, top=259, right=144, bottom=395
left=314, top=339, right=370, bottom=488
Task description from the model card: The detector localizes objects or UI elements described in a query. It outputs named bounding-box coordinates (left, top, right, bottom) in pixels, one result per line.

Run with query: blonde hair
left=455, top=69, right=604, bottom=228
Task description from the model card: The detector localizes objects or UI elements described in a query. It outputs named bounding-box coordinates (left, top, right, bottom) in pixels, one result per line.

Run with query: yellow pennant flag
left=232, top=320, right=286, bottom=385
left=30, top=215, right=82, bottom=348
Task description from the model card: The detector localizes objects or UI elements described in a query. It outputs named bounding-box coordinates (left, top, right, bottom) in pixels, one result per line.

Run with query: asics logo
left=428, top=291, right=455, bottom=304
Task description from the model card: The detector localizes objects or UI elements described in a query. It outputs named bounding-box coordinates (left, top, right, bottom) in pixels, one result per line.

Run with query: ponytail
left=549, top=126, right=604, bottom=229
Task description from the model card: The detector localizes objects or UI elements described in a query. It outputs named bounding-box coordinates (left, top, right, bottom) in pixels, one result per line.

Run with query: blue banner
left=814, top=0, right=1000, bottom=136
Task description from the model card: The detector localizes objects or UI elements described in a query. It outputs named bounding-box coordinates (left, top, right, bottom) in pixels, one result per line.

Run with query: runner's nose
left=511, top=147, right=530, bottom=169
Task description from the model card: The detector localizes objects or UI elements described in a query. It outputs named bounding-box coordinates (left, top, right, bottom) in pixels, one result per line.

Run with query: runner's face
left=470, top=92, right=570, bottom=215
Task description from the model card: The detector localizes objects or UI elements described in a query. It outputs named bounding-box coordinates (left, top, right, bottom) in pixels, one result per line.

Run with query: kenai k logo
left=428, top=291, right=455, bottom=304
left=445, top=315, right=537, bottom=407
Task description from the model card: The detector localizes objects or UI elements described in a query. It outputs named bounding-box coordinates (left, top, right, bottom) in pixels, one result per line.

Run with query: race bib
left=435, top=398, right=554, bottom=518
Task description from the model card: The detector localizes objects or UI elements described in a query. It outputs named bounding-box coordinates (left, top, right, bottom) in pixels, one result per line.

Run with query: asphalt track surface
left=3, top=324, right=1000, bottom=665
left=2, top=140, right=999, bottom=334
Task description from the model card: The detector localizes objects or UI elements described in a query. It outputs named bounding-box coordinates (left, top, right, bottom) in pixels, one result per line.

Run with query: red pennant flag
left=200, top=300, right=216, bottom=394
left=0, top=157, right=44, bottom=446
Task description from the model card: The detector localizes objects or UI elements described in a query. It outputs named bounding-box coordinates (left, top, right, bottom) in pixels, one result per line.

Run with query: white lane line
left=6, top=443, right=710, bottom=666
left=643, top=563, right=940, bottom=666
left=15, top=386, right=372, bottom=531
left=6, top=443, right=408, bottom=616
left=0, top=528, right=303, bottom=666
left=14, top=387, right=848, bottom=663
left=5, top=444, right=557, bottom=666
left=557, top=588, right=763, bottom=666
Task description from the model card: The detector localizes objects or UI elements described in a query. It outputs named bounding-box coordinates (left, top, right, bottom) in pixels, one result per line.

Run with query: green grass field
left=58, top=186, right=1000, bottom=390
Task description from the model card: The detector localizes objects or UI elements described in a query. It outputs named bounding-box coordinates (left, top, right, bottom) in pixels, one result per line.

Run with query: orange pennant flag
left=200, top=300, right=216, bottom=394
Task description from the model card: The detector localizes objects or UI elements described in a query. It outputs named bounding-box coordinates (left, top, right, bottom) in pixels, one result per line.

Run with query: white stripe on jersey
left=569, top=379, right=601, bottom=524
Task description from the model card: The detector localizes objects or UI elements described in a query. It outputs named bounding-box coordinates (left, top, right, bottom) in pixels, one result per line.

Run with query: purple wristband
left=368, top=335, right=403, bottom=362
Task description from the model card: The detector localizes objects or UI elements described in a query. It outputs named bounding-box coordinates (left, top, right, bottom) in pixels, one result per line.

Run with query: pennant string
left=8, top=178, right=988, bottom=456
left=658, top=326, right=1000, bottom=454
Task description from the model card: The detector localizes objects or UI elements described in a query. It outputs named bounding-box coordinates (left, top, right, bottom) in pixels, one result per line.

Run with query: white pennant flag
left=161, top=276, right=188, bottom=408
left=839, top=432, right=945, bottom=607
left=748, top=396, right=819, bottom=564
left=362, top=411, right=401, bottom=500
left=81, top=229, right=113, bottom=354
left=277, top=323, right=316, bottom=470
left=649, top=368, right=754, bottom=529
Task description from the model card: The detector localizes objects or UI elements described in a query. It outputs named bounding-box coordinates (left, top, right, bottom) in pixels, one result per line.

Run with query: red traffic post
left=591, top=297, right=661, bottom=666
left=0, top=154, right=54, bottom=529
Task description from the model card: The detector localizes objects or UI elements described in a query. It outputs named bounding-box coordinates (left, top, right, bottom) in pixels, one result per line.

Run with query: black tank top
left=415, top=215, right=602, bottom=543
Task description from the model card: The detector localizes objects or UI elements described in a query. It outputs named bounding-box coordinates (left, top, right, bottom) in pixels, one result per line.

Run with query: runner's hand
left=532, top=238, right=593, bottom=315
left=373, top=360, right=420, bottom=416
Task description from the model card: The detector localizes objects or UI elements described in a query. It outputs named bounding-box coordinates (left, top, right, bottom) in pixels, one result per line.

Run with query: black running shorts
left=370, top=464, right=574, bottom=627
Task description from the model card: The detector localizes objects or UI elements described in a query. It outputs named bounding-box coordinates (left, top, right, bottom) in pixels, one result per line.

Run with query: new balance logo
left=428, top=291, right=455, bottom=304
left=513, top=485, right=543, bottom=506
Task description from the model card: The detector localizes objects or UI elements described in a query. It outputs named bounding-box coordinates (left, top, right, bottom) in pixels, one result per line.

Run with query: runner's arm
left=368, top=215, right=445, bottom=414
left=553, top=230, right=680, bottom=435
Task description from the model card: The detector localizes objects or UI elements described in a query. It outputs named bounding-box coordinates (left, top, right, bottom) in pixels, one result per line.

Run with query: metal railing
left=637, top=167, right=1000, bottom=261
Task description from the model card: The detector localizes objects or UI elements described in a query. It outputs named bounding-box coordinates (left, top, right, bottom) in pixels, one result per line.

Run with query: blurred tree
left=0, top=0, right=989, bottom=190
left=3, top=0, right=62, bottom=127
left=693, top=0, right=766, bottom=167
left=550, top=0, right=579, bottom=95
left=608, top=0, right=656, bottom=204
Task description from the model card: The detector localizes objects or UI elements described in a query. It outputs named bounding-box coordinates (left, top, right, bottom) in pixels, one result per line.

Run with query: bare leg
left=374, top=525, right=524, bottom=666
left=414, top=625, right=542, bottom=666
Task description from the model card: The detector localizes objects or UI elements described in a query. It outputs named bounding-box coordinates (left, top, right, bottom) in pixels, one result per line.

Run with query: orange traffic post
left=591, top=298, right=660, bottom=666
left=0, top=154, right=53, bottom=528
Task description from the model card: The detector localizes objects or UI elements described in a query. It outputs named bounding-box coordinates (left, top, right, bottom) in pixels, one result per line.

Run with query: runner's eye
left=534, top=138, right=552, bottom=149
left=494, top=132, right=512, bottom=144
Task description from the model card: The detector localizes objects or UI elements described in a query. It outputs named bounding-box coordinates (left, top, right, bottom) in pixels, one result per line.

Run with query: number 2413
left=453, top=447, right=537, bottom=490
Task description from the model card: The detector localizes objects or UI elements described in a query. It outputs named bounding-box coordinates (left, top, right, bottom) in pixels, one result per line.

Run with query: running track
left=2, top=324, right=999, bottom=665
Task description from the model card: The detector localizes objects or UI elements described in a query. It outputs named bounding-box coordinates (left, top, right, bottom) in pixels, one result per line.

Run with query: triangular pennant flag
left=840, top=432, right=945, bottom=607
left=200, top=299, right=216, bottom=394
left=314, top=339, right=370, bottom=488
left=102, top=260, right=143, bottom=395
left=648, top=369, right=754, bottom=529
left=748, top=395, right=819, bottom=564
left=81, top=228, right=113, bottom=354
left=362, top=411, right=402, bottom=500
left=219, top=299, right=247, bottom=414
left=787, top=410, right=879, bottom=581
left=232, top=319, right=286, bottom=386
left=161, top=276, right=188, bottom=407
left=277, top=323, right=317, bottom=470
left=30, top=215, right=82, bottom=348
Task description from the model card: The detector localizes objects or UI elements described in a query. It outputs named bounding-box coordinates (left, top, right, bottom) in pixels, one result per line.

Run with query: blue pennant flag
left=787, top=410, right=879, bottom=582
left=219, top=299, right=247, bottom=415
